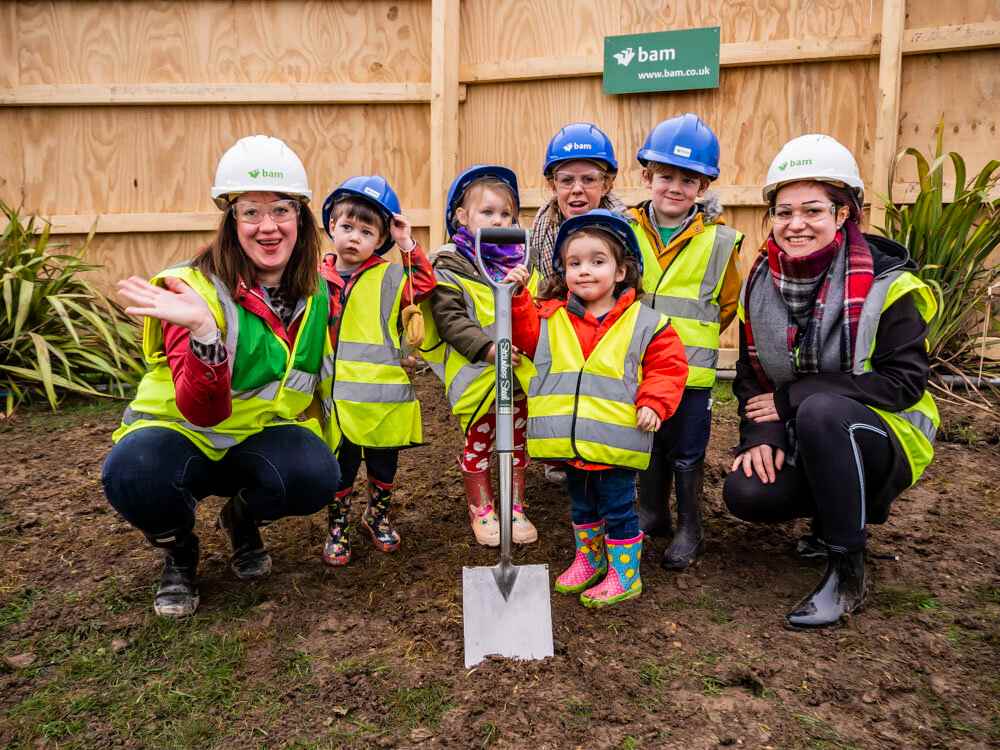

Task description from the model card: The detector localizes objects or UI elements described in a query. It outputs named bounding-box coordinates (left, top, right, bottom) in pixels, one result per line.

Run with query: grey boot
left=637, top=451, right=673, bottom=538
left=661, top=464, right=704, bottom=571
left=218, top=492, right=272, bottom=580
left=147, top=531, right=200, bottom=618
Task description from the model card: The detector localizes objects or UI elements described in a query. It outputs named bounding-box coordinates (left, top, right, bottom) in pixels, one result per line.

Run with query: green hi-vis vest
left=113, top=265, right=332, bottom=460
left=633, top=221, right=741, bottom=388
left=736, top=269, right=938, bottom=485
left=526, top=302, right=670, bottom=471
left=329, top=261, right=421, bottom=450
left=419, top=254, right=539, bottom=433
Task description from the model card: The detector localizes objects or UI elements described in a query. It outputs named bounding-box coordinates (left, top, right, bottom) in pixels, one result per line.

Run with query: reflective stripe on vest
left=422, top=260, right=539, bottom=432
left=634, top=222, right=740, bottom=387
left=526, top=302, right=669, bottom=470
left=852, top=270, right=939, bottom=483
left=113, top=265, right=330, bottom=460
left=330, top=262, right=421, bottom=448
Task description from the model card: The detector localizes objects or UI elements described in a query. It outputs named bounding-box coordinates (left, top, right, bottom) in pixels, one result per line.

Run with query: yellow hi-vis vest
left=113, top=265, right=333, bottom=460
left=736, top=269, right=938, bottom=485
left=329, top=261, right=421, bottom=450
left=419, top=255, right=539, bottom=433
left=633, top=220, right=741, bottom=388
left=526, top=302, right=670, bottom=471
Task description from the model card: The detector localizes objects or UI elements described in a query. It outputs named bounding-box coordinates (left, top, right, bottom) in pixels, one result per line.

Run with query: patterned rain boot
left=218, top=492, right=272, bottom=580
left=463, top=469, right=500, bottom=547
left=580, top=533, right=644, bottom=608
left=554, top=521, right=607, bottom=594
left=511, top=465, right=538, bottom=544
left=322, top=489, right=353, bottom=567
left=361, top=479, right=401, bottom=553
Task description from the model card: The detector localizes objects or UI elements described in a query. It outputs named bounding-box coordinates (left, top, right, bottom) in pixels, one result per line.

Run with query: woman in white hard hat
left=723, top=134, right=939, bottom=628
left=102, top=135, right=340, bottom=618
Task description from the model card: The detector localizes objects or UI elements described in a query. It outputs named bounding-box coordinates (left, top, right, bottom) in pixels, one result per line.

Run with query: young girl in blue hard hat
left=505, top=209, right=689, bottom=607
left=626, top=113, right=745, bottom=571
left=421, top=165, right=540, bottom=547
left=318, top=176, right=436, bottom=566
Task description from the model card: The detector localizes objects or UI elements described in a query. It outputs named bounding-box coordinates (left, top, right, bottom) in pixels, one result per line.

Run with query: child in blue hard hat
left=318, top=176, right=436, bottom=566
left=421, top=165, right=540, bottom=547
left=626, top=113, right=745, bottom=571
left=505, top=209, right=688, bottom=607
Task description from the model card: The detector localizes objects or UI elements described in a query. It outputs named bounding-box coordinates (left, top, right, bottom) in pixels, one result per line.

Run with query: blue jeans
left=102, top=425, right=340, bottom=540
left=565, top=466, right=640, bottom=540
left=651, top=386, right=712, bottom=471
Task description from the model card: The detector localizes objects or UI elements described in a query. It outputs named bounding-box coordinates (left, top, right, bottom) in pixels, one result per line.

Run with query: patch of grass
left=0, top=397, right=125, bottom=433
left=286, top=649, right=313, bottom=678
left=480, top=720, right=500, bottom=748
left=390, top=683, right=452, bottom=729
left=0, top=588, right=37, bottom=631
left=972, top=584, right=999, bottom=606
left=333, top=655, right=391, bottom=677
left=793, top=713, right=861, bottom=750
left=874, top=586, right=941, bottom=616
left=701, top=676, right=725, bottom=696
left=712, top=380, right=735, bottom=404
left=564, top=696, right=592, bottom=720
left=638, top=659, right=668, bottom=688
left=620, top=737, right=639, bottom=750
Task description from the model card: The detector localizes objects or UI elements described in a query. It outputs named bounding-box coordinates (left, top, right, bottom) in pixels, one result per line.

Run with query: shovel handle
left=473, top=228, right=531, bottom=291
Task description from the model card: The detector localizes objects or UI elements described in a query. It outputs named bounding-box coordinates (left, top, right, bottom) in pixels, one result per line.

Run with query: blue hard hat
left=322, top=175, right=401, bottom=255
left=636, top=113, right=720, bottom=180
left=445, top=165, right=520, bottom=236
left=552, top=209, right=643, bottom=276
left=543, top=122, right=618, bottom=176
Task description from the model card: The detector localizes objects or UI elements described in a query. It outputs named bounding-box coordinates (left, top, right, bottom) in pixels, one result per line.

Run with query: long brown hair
left=538, top=227, right=643, bottom=300
left=193, top=196, right=321, bottom=300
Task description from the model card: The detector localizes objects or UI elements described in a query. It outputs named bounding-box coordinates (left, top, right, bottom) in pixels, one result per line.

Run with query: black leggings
left=723, top=393, right=901, bottom=551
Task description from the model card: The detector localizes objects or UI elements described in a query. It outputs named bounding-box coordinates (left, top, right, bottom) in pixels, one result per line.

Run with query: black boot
left=218, top=492, right=272, bottom=580
left=148, top=531, right=200, bottom=618
left=661, top=465, right=704, bottom=571
left=785, top=547, right=868, bottom=629
left=637, top=452, right=673, bottom=538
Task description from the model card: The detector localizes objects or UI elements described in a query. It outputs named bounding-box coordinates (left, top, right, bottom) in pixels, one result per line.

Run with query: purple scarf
left=452, top=227, right=524, bottom=282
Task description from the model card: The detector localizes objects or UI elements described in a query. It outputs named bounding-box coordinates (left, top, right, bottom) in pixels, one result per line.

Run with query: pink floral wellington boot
left=580, top=532, right=644, bottom=608
left=554, top=521, right=607, bottom=594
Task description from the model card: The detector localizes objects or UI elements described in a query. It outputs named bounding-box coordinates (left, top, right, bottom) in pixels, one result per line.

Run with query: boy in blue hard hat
left=318, top=176, right=436, bottom=566
left=421, top=165, right=540, bottom=547
left=626, top=113, right=744, bottom=571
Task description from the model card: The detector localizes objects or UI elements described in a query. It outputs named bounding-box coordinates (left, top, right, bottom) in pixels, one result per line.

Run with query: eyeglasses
left=551, top=171, right=607, bottom=190
left=769, top=203, right=837, bottom=226
left=231, top=199, right=300, bottom=225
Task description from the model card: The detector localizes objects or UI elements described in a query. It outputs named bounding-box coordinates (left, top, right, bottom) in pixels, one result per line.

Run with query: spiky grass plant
left=876, top=124, right=1000, bottom=381
left=1, top=201, right=143, bottom=415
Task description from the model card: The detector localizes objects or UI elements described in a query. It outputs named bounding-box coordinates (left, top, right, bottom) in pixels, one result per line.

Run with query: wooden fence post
left=871, top=0, right=906, bottom=230
left=430, top=0, right=460, bottom=249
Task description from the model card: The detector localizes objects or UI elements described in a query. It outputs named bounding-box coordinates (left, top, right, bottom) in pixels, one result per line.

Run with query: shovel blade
left=462, top=563, right=554, bottom=669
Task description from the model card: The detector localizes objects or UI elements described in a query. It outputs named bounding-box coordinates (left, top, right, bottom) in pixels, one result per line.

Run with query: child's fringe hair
left=538, top=227, right=643, bottom=301
left=331, top=196, right=389, bottom=240
left=461, top=177, right=519, bottom=216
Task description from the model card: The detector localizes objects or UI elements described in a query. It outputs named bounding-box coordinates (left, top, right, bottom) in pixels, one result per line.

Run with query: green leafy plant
left=876, top=123, right=1000, bottom=379
left=1, top=200, right=143, bottom=415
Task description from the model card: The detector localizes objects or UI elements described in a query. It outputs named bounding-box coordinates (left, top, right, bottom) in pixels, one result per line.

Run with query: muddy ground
left=1, top=373, right=998, bottom=749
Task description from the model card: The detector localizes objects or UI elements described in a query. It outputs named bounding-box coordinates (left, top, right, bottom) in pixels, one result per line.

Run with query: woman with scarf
left=422, top=165, right=540, bottom=546
left=723, top=135, right=938, bottom=629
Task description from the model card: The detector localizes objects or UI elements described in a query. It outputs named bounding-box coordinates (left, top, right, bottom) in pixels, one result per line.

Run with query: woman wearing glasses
left=103, top=135, right=340, bottom=618
left=724, top=135, right=938, bottom=629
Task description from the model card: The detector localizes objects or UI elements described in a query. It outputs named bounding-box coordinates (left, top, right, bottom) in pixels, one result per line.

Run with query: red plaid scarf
left=744, top=220, right=874, bottom=388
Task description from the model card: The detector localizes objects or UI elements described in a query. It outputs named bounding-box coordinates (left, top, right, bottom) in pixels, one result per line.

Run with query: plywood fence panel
left=905, top=0, right=1000, bottom=28
left=0, top=110, right=24, bottom=200
left=15, top=104, right=430, bottom=216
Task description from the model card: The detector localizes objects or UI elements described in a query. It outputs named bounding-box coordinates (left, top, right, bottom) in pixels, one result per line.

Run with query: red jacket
left=164, top=279, right=306, bottom=427
left=320, top=243, right=436, bottom=350
left=511, top=288, right=689, bottom=470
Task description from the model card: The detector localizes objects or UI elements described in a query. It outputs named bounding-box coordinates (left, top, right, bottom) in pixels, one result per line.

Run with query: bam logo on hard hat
left=247, top=168, right=285, bottom=179
left=562, top=142, right=593, bottom=153
left=614, top=45, right=675, bottom=67
left=363, top=186, right=381, bottom=199
left=777, top=159, right=813, bottom=172
left=673, top=145, right=692, bottom=158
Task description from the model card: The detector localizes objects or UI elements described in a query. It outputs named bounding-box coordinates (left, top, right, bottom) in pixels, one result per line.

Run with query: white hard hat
left=211, top=135, right=312, bottom=209
left=763, top=134, right=864, bottom=205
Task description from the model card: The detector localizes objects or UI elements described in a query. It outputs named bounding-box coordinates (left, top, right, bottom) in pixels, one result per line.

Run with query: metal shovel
left=462, top=226, right=554, bottom=669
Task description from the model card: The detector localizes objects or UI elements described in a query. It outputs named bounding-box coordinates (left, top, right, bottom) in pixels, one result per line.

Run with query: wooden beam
left=3, top=209, right=433, bottom=235
left=518, top=185, right=764, bottom=209
left=460, top=22, right=1000, bottom=84
left=0, top=82, right=433, bottom=106
left=429, top=0, right=461, bottom=248
left=871, top=0, right=907, bottom=230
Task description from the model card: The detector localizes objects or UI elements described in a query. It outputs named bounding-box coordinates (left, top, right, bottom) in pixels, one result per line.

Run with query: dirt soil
left=1, top=373, right=998, bottom=749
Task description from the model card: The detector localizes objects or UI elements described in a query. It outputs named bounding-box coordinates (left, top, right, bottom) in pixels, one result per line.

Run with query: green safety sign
left=603, top=27, right=720, bottom=95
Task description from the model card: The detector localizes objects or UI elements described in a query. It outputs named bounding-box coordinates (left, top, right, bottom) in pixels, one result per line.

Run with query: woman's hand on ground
left=731, top=444, right=785, bottom=484
left=636, top=406, right=662, bottom=432
left=745, top=392, right=780, bottom=423
left=117, top=276, right=217, bottom=339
